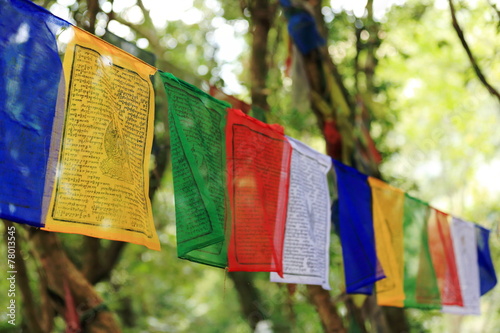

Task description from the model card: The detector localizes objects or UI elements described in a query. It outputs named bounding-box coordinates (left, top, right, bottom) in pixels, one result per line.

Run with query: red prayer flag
left=323, top=120, right=342, bottom=160
left=427, top=209, right=463, bottom=306
left=64, top=279, right=81, bottom=333
left=226, top=108, right=292, bottom=277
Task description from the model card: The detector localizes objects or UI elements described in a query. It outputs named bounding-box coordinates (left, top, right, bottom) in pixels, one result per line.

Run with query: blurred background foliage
left=0, top=0, right=499, bottom=332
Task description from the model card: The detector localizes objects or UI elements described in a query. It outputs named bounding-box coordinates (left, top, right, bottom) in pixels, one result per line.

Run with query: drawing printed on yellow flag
left=42, top=26, right=160, bottom=250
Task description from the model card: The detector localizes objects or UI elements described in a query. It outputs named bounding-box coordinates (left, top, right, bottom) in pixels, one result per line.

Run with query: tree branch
left=364, top=0, right=380, bottom=93
left=120, top=0, right=158, bottom=50
left=343, top=296, right=367, bottom=333
left=249, top=0, right=278, bottom=110
left=449, top=0, right=500, bottom=103
left=486, top=0, right=500, bottom=24
left=86, top=0, right=99, bottom=34
left=354, top=25, right=363, bottom=92
left=82, top=238, right=128, bottom=285
left=381, top=306, right=409, bottom=333
left=136, top=0, right=154, bottom=28
left=111, top=16, right=162, bottom=54
left=82, top=236, right=102, bottom=282
left=36, top=248, right=55, bottom=332
left=31, top=230, right=122, bottom=333
left=307, top=285, right=346, bottom=333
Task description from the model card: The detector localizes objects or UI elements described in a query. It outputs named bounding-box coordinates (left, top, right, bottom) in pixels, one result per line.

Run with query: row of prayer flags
left=334, top=163, right=497, bottom=312
left=1, top=0, right=497, bottom=313
left=331, top=154, right=491, bottom=311
left=279, top=0, right=498, bottom=312
left=162, top=73, right=497, bottom=314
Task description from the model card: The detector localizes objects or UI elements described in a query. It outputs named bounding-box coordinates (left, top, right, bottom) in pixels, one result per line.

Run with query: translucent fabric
left=475, top=224, right=497, bottom=296
left=0, top=0, right=69, bottom=226
left=161, top=72, right=230, bottom=267
left=442, top=218, right=481, bottom=315
left=402, top=195, right=441, bottom=309
left=43, top=26, right=160, bottom=250
left=227, top=108, right=291, bottom=277
left=427, top=209, right=463, bottom=306
left=333, top=160, right=385, bottom=294
left=368, top=177, right=405, bottom=307
left=271, top=137, right=332, bottom=289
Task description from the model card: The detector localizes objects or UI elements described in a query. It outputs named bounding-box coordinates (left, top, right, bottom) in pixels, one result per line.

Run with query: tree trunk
left=307, top=285, right=346, bottom=333
left=31, top=230, right=122, bottom=333
left=229, top=272, right=268, bottom=330
left=3, top=221, right=54, bottom=333
left=249, top=0, right=277, bottom=110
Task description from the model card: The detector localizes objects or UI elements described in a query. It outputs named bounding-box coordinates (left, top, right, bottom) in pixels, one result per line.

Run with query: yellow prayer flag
left=42, top=26, right=160, bottom=250
left=368, top=177, right=405, bottom=307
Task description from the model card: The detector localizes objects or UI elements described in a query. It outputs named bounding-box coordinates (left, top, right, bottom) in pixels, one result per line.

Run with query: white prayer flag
left=270, top=137, right=332, bottom=290
left=442, top=217, right=481, bottom=315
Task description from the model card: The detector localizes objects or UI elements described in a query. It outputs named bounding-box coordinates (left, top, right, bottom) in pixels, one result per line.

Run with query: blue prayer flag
left=475, top=224, right=497, bottom=296
left=280, top=0, right=325, bottom=54
left=287, top=11, right=325, bottom=54
left=0, top=0, right=69, bottom=226
left=279, top=0, right=292, bottom=8
left=333, top=159, right=385, bottom=294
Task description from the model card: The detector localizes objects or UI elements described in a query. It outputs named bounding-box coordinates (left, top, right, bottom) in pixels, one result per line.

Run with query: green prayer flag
left=160, top=71, right=230, bottom=268
left=402, top=195, right=441, bottom=309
